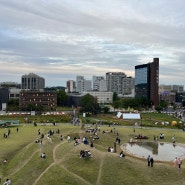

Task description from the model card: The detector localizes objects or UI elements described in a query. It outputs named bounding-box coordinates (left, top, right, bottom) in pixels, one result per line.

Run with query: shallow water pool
left=122, top=142, right=185, bottom=161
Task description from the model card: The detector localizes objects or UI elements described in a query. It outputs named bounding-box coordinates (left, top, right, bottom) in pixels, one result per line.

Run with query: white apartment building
left=76, top=76, right=91, bottom=93
left=122, top=77, right=135, bottom=95
left=66, top=80, right=76, bottom=92
left=92, top=76, right=107, bottom=91
left=106, top=72, right=134, bottom=95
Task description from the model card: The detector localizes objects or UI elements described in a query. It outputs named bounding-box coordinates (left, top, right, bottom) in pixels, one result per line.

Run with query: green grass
left=1, top=114, right=185, bottom=185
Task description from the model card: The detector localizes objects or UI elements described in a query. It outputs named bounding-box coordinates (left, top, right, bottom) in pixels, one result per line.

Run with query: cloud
left=0, top=0, right=184, bottom=87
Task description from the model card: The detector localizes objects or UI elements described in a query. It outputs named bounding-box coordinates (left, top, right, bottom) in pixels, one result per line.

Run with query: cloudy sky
left=0, top=0, right=185, bottom=87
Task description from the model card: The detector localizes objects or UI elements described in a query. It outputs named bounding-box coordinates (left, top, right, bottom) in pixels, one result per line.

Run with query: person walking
left=177, top=158, right=182, bottom=169
left=147, top=155, right=150, bottom=167
left=174, top=157, right=178, bottom=168
left=150, top=157, right=154, bottom=167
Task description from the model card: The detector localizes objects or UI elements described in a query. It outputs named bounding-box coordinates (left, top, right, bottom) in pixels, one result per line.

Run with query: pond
left=122, top=142, right=185, bottom=161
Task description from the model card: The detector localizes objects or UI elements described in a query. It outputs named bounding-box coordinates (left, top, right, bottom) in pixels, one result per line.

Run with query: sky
left=0, top=0, right=185, bottom=87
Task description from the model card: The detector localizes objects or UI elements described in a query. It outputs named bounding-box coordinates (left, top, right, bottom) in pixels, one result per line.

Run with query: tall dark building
left=0, top=88, right=9, bottom=110
left=135, top=58, right=159, bottom=107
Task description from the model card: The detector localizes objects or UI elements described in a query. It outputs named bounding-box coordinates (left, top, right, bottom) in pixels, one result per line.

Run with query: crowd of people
left=2, top=121, right=184, bottom=185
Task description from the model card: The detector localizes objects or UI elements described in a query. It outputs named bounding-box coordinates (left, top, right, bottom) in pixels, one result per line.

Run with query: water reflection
left=123, top=142, right=185, bottom=161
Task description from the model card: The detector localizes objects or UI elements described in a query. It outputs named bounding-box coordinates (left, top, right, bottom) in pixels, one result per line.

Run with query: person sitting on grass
left=80, top=150, right=85, bottom=158
left=93, top=133, right=99, bottom=140
left=90, top=141, right=94, bottom=147
left=110, top=147, right=114, bottom=153
left=41, top=152, right=46, bottom=158
left=60, top=134, right=63, bottom=141
left=74, top=138, right=79, bottom=146
left=3, top=159, right=8, bottom=164
left=119, top=151, right=125, bottom=158
left=35, top=139, right=40, bottom=143
left=85, top=150, right=92, bottom=158
left=83, top=137, right=89, bottom=145
left=3, top=178, right=11, bottom=185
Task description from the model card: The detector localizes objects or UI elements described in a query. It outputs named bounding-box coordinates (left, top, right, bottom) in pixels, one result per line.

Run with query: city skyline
left=0, top=0, right=185, bottom=87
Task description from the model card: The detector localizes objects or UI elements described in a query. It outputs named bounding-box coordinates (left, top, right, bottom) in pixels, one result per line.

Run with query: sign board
left=31, top=111, right=36, bottom=116
left=2, top=103, right=6, bottom=111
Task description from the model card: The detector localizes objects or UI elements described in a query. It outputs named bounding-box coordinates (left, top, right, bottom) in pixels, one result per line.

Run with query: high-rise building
left=66, top=80, right=76, bottom=92
left=76, top=76, right=91, bottom=93
left=21, top=73, right=45, bottom=90
left=122, top=77, right=135, bottom=95
left=135, top=58, right=159, bottom=107
left=92, top=76, right=107, bottom=91
left=0, top=88, right=9, bottom=110
left=106, top=72, right=127, bottom=95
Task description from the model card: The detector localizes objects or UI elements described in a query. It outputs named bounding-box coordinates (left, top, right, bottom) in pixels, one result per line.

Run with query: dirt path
left=32, top=139, right=94, bottom=185
left=32, top=141, right=67, bottom=185
left=32, top=129, right=108, bottom=185
left=6, top=142, right=39, bottom=177
left=9, top=149, right=40, bottom=176
left=95, top=152, right=106, bottom=185
left=60, top=163, right=93, bottom=185
left=16, top=128, right=111, bottom=185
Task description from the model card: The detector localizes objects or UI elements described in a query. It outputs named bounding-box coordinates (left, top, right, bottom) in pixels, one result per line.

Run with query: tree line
left=6, top=91, right=169, bottom=114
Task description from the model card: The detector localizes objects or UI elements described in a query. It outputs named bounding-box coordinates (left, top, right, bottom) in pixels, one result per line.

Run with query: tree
left=160, top=100, right=168, bottom=109
left=112, top=100, right=121, bottom=110
left=8, top=98, right=19, bottom=106
left=7, top=98, right=19, bottom=111
left=80, top=94, right=100, bottom=115
left=102, top=106, right=110, bottom=114
left=113, top=92, right=120, bottom=101
left=57, top=90, right=67, bottom=106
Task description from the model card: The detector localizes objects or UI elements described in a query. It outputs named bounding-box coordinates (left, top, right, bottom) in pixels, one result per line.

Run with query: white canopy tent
left=116, top=112, right=141, bottom=119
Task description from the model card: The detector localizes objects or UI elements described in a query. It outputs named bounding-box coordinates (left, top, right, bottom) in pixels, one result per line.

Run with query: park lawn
left=38, top=165, right=88, bottom=185
left=1, top=123, right=185, bottom=185
left=101, top=155, right=185, bottom=185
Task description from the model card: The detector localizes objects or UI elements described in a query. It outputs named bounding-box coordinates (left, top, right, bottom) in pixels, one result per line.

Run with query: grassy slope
left=0, top=114, right=185, bottom=185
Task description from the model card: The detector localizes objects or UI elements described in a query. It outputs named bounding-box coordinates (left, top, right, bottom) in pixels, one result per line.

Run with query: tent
left=171, top=121, right=177, bottom=126
left=116, top=112, right=141, bottom=119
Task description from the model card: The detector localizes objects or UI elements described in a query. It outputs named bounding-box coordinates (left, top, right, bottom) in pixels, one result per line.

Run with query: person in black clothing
left=147, top=155, right=150, bottom=167
left=150, top=157, right=154, bottom=167
left=90, top=141, right=94, bottom=147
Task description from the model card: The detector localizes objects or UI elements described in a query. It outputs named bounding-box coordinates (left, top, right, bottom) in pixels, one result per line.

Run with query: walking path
left=3, top=128, right=117, bottom=185
left=32, top=138, right=98, bottom=185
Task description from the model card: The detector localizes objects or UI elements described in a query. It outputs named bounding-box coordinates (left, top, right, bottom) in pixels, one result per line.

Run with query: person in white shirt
left=3, top=178, right=11, bottom=185
left=67, top=135, right=71, bottom=142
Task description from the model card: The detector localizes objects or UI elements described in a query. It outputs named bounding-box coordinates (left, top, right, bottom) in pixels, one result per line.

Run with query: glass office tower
left=135, top=58, right=159, bottom=107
